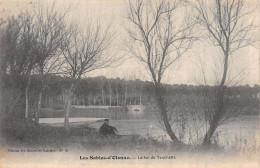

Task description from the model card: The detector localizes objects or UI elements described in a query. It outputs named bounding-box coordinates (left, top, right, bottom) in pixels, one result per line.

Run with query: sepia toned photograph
left=0, top=0, right=259, bottom=167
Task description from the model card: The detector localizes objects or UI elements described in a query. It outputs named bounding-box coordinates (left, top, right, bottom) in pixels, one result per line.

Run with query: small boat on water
left=127, top=105, right=145, bottom=112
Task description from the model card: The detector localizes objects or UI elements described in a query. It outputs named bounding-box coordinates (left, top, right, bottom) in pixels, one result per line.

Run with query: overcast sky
left=0, top=0, right=259, bottom=86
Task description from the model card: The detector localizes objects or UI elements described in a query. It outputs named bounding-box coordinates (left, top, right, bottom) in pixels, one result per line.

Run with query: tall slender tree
left=33, top=1, right=71, bottom=123
left=61, top=22, right=117, bottom=131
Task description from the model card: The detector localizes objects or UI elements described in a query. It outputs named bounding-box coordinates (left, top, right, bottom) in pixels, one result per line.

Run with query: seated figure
left=99, top=119, right=118, bottom=136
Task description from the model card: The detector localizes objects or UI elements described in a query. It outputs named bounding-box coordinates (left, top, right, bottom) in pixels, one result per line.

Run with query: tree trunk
left=116, top=81, right=118, bottom=106
left=64, top=83, right=75, bottom=131
left=116, top=94, right=119, bottom=106
left=202, top=86, right=225, bottom=147
left=139, top=94, right=142, bottom=105
left=102, top=86, right=105, bottom=105
left=154, top=84, right=179, bottom=143
left=124, top=82, right=128, bottom=106
left=88, top=95, right=91, bottom=105
left=201, top=49, right=229, bottom=147
left=25, top=76, right=31, bottom=120
left=202, top=119, right=219, bottom=146
left=10, top=92, right=22, bottom=114
left=35, top=91, right=42, bottom=124
left=109, top=86, right=112, bottom=106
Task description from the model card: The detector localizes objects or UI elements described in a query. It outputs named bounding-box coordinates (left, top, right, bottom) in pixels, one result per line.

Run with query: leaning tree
left=125, top=0, right=196, bottom=143
left=192, top=0, right=258, bottom=146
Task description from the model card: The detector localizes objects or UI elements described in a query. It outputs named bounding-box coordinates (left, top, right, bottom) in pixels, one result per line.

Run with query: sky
left=0, top=0, right=259, bottom=86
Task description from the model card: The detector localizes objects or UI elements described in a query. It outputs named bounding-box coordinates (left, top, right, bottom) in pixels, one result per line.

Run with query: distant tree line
left=2, top=73, right=258, bottom=110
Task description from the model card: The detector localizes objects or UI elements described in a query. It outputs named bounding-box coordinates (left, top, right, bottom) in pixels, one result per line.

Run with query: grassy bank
left=0, top=120, right=215, bottom=155
left=1, top=119, right=259, bottom=159
left=0, top=120, right=182, bottom=153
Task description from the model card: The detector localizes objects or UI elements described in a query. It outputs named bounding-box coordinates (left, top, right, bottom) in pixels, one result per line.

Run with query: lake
left=39, top=115, right=259, bottom=150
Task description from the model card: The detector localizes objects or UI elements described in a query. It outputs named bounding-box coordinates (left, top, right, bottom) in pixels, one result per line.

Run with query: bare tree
left=33, top=1, right=71, bottom=124
left=60, top=22, right=116, bottom=131
left=192, top=0, right=258, bottom=146
left=21, top=14, right=39, bottom=120
left=125, top=0, right=196, bottom=143
left=0, top=12, right=39, bottom=120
